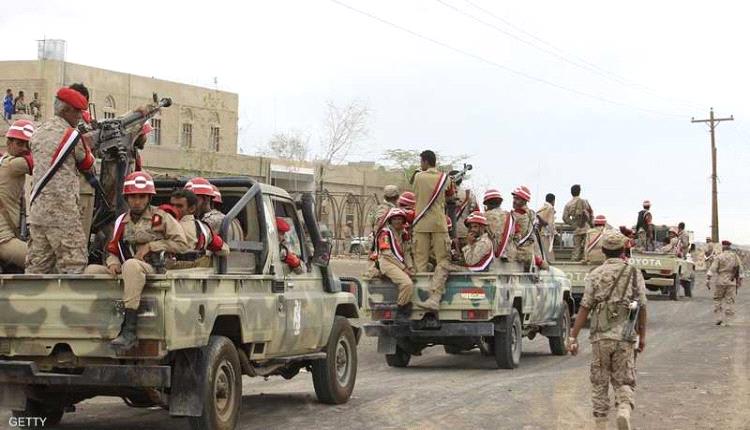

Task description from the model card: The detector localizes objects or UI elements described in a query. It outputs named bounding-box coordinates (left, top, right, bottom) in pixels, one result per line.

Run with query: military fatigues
left=485, top=207, right=512, bottom=258
left=412, top=167, right=452, bottom=294
left=658, top=237, right=681, bottom=255
left=582, top=258, right=648, bottom=419
left=707, top=250, right=743, bottom=324
left=584, top=226, right=609, bottom=264
left=202, top=208, right=244, bottom=241
left=0, top=152, right=32, bottom=267
left=511, top=208, right=536, bottom=266
left=364, top=201, right=396, bottom=279
left=462, top=234, right=493, bottom=269
left=85, top=206, right=189, bottom=309
left=678, top=230, right=690, bottom=257
left=377, top=226, right=414, bottom=306
left=563, top=196, right=593, bottom=261
left=168, top=214, right=229, bottom=269
left=537, top=202, right=556, bottom=262
left=26, top=116, right=93, bottom=274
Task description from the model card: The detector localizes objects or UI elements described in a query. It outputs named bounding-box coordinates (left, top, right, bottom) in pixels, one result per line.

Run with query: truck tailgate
left=0, top=275, right=166, bottom=357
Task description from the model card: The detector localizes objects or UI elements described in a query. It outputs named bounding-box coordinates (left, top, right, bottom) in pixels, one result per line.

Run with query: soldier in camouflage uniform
left=536, top=193, right=556, bottom=262
left=657, top=227, right=682, bottom=256
left=568, top=231, right=648, bottom=430
left=187, top=177, right=243, bottom=241
left=510, top=186, right=536, bottom=267
left=376, top=208, right=417, bottom=321
left=26, top=85, right=96, bottom=274
left=584, top=215, right=610, bottom=264
left=706, top=240, right=743, bottom=326
left=168, top=189, right=229, bottom=269
left=677, top=222, right=690, bottom=258
left=452, top=189, right=476, bottom=251
left=363, top=185, right=400, bottom=279
left=563, top=184, right=593, bottom=261
left=461, top=212, right=494, bottom=271
left=483, top=189, right=513, bottom=260
left=85, top=172, right=188, bottom=351
left=0, top=120, right=35, bottom=268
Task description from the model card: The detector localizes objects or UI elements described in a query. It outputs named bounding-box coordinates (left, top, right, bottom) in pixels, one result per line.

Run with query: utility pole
left=691, top=108, right=733, bottom=242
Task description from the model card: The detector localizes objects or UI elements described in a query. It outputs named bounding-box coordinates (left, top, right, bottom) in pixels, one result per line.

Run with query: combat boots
left=395, top=303, right=413, bottom=324
left=419, top=291, right=442, bottom=311
left=616, top=403, right=632, bottom=430
left=111, top=309, right=138, bottom=352
left=594, top=417, right=608, bottom=430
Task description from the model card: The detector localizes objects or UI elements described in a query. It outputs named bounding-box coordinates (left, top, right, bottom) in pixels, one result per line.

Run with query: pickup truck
left=549, top=223, right=598, bottom=309
left=0, top=177, right=360, bottom=430
left=362, top=233, right=574, bottom=369
left=629, top=249, right=695, bottom=300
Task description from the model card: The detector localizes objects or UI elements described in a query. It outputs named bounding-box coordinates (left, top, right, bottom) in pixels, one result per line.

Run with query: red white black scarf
left=586, top=228, right=606, bottom=254
left=378, top=226, right=405, bottom=265
left=412, top=172, right=448, bottom=227
left=495, top=213, right=515, bottom=258
left=30, top=127, right=81, bottom=204
left=467, top=246, right=494, bottom=272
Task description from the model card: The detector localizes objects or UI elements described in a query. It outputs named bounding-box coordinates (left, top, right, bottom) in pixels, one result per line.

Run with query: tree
left=317, top=100, right=370, bottom=191
left=265, top=130, right=310, bottom=161
left=381, top=149, right=471, bottom=185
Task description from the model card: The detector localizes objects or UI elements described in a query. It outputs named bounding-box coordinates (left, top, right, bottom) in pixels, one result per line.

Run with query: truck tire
left=12, top=399, right=64, bottom=428
left=312, top=316, right=357, bottom=404
left=670, top=274, right=679, bottom=301
left=188, top=336, right=242, bottom=430
left=385, top=346, right=411, bottom=368
left=494, top=308, right=522, bottom=369
left=548, top=305, right=571, bottom=356
left=682, top=280, right=693, bottom=298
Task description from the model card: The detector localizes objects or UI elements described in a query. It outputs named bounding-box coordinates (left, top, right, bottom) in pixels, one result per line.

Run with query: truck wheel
left=548, top=305, right=571, bottom=356
left=12, top=399, right=64, bottom=428
left=188, top=336, right=242, bottom=430
left=670, top=275, right=679, bottom=301
left=312, top=316, right=357, bottom=404
left=494, top=308, right=522, bottom=369
left=681, top=280, right=693, bottom=298
left=385, top=346, right=411, bottom=367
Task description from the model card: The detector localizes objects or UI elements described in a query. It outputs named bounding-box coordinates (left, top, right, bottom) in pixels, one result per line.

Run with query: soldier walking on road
left=26, top=84, right=96, bottom=274
left=568, top=231, right=648, bottom=430
left=563, top=184, right=593, bottom=261
left=376, top=208, right=417, bottom=321
left=706, top=240, right=743, bottom=326
left=537, top=193, right=556, bottom=262
left=412, top=150, right=454, bottom=310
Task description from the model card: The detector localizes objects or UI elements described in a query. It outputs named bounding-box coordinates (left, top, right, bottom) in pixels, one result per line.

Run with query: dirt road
left=1, top=265, right=748, bottom=429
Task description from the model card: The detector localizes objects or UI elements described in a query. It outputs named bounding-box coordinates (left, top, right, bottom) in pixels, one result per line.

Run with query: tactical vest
left=590, top=265, right=636, bottom=335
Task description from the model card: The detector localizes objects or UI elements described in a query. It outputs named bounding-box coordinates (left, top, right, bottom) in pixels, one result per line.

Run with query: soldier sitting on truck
left=0, top=119, right=34, bottom=270
left=584, top=215, right=610, bottom=264
left=483, top=189, right=513, bottom=260
left=85, top=171, right=189, bottom=351
left=277, top=217, right=305, bottom=275
left=461, top=211, right=494, bottom=272
left=168, top=189, right=229, bottom=269
left=657, top=227, right=682, bottom=257
left=186, top=177, right=244, bottom=241
left=376, top=208, right=417, bottom=321
left=510, top=186, right=537, bottom=267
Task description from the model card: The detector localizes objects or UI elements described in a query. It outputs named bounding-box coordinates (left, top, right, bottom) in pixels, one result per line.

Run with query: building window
left=103, top=95, right=116, bottom=120
left=209, top=126, right=220, bottom=151
left=103, top=111, right=115, bottom=119
left=181, top=123, right=193, bottom=148
left=150, top=118, right=162, bottom=145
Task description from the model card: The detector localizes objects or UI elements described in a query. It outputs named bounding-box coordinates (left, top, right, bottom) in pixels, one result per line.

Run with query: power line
left=329, top=0, right=686, bottom=118
left=458, top=0, right=703, bottom=112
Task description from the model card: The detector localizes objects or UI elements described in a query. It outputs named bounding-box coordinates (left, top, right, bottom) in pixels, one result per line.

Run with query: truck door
left=271, top=197, right=324, bottom=354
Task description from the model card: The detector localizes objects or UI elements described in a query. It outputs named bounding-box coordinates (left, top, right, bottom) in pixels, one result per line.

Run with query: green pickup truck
left=0, top=178, right=360, bottom=430
left=361, top=231, right=574, bottom=369
left=629, top=250, right=695, bottom=300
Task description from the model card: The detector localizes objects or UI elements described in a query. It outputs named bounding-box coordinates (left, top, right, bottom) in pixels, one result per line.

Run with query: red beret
left=276, top=217, right=291, bottom=234
left=56, top=87, right=88, bottom=110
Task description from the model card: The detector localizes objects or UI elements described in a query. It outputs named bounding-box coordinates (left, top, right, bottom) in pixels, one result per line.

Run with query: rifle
left=622, top=300, right=641, bottom=339
left=18, top=195, right=28, bottom=241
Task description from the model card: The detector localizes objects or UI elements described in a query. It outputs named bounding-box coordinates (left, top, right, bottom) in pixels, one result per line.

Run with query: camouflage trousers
left=572, top=233, right=586, bottom=261
left=713, top=284, right=737, bottom=323
left=514, top=242, right=534, bottom=267
left=25, top=224, right=88, bottom=274
left=85, top=259, right=155, bottom=310
left=0, top=237, right=27, bottom=268
left=378, top=257, right=414, bottom=306
left=590, top=339, right=637, bottom=418
left=540, top=235, right=554, bottom=262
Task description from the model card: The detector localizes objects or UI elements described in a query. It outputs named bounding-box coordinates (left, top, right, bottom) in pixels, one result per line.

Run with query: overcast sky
left=2, top=0, right=749, bottom=242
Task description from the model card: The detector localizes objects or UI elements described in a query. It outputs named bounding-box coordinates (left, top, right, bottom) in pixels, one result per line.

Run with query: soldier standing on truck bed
left=412, top=150, right=455, bottom=311
left=461, top=212, right=494, bottom=272
left=706, top=240, right=743, bottom=326
left=483, top=189, right=513, bottom=260
left=584, top=215, right=610, bottom=264
left=168, top=189, right=229, bottom=269
left=536, top=193, right=556, bottom=262
left=677, top=222, right=690, bottom=258
left=0, top=120, right=34, bottom=269
left=510, top=186, right=538, bottom=267
left=635, top=200, right=651, bottom=234
left=452, top=189, right=477, bottom=252
left=568, top=231, right=648, bottom=430
left=376, top=208, right=417, bottom=321
left=85, top=171, right=189, bottom=351
left=635, top=211, right=655, bottom=251
left=563, top=184, right=593, bottom=261
left=26, top=84, right=96, bottom=274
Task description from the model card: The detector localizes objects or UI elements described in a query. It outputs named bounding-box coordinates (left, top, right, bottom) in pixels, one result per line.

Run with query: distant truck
left=0, top=178, right=360, bottom=430
left=629, top=250, right=695, bottom=299
left=361, top=232, right=574, bottom=369
left=550, top=223, right=598, bottom=309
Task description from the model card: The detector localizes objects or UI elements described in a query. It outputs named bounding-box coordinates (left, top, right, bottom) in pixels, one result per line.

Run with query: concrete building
left=0, top=44, right=407, bottom=247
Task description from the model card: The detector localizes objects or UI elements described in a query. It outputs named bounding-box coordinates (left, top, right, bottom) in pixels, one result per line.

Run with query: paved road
left=2, top=270, right=748, bottom=430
